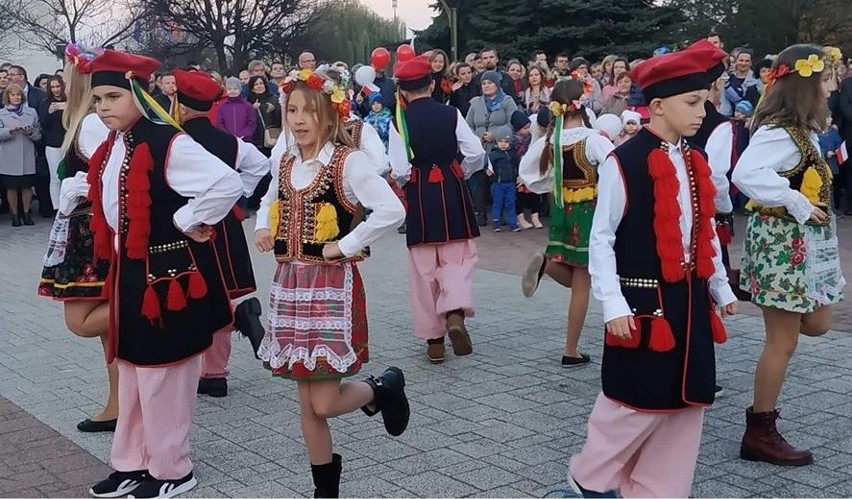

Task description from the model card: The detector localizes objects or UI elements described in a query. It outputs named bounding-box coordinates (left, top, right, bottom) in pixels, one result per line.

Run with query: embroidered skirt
left=259, top=261, right=369, bottom=380
left=38, top=209, right=110, bottom=301
left=740, top=213, right=845, bottom=313
left=546, top=199, right=595, bottom=267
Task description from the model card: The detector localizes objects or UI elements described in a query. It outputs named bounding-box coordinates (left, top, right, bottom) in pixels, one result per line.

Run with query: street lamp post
left=438, top=0, right=459, bottom=61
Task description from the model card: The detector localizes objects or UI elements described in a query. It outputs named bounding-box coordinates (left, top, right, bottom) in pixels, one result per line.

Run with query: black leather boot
left=234, top=297, right=264, bottom=359
left=362, top=367, right=410, bottom=436
left=311, top=453, right=342, bottom=498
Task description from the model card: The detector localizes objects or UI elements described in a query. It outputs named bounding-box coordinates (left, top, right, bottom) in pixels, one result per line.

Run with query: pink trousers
left=407, top=240, right=478, bottom=340
left=111, top=356, right=202, bottom=480
left=201, top=329, right=231, bottom=379
left=569, top=393, right=705, bottom=498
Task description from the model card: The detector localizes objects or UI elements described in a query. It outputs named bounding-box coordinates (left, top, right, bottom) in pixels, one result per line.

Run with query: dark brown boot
left=446, top=310, right=473, bottom=356
left=740, top=407, right=813, bottom=466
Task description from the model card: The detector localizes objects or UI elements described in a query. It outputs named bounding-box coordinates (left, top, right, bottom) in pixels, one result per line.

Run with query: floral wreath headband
left=65, top=43, right=104, bottom=73
left=280, top=68, right=350, bottom=120
left=768, top=50, right=838, bottom=82
left=548, top=71, right=592, bottom=117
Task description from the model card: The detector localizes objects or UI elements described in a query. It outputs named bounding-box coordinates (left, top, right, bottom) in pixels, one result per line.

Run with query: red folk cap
left=393, top=55, right=433, bottom=91
left=685, top=39, right=728, bottom=82
left=173, top=69, right=222, bottom=111
left=630, top=52, right=710, bottom=101
left=89, top=49, right=161, bottom=90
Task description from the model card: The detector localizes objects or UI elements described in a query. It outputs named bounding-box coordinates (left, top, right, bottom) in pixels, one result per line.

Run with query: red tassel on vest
left=451, top=161, right=464, bottom=179
left=142, top=283, right=161, bottom=323
left=428, top=166, right=444, bottom=183
left=648, top=316, right=676, bottom=352
left=187, top=271, right=208, bottom=299
left=604, top=320, right=641, bottom=348
left=232, top=205, right=245, bottom=222
left=167, top=278, right=187, bottom=311
left=710, top=310, right=728, bottom=344
left=409, top=168, right=418, bottom=184
left=87, top=138, right=113, bottom=262
left=125, top=143, right=154, bottom=260
left=690, top=149, right=719, bottom=279
left=647, top=148, right=686, bottom=283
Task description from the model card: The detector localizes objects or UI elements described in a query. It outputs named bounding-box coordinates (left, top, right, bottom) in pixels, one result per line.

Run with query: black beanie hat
left=511, top=110, right=530, bottom=132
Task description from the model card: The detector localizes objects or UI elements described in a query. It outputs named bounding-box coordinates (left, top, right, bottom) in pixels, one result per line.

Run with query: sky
left=361, top=0, right=436, bottom=32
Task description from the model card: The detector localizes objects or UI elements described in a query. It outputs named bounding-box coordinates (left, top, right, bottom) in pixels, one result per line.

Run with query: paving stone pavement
left=1, top=214, right=851, bottom=498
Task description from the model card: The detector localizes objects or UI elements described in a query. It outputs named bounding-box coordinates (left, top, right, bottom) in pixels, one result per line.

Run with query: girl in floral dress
left=519, top=79, right=614, bottom=367
left=253, top=68, right=409, bottom=497
left=37, top=48, right=116, bottom=434
left=732, top=44, right=845, bottom=467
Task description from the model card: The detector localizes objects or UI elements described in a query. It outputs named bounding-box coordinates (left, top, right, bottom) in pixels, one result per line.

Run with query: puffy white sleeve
left=388, top=122, right=411, bottom=181
left=78, top=113, right=109, bottom=159
left=359, top=121, right=390, bottom=176
left=338, top=151, right=406, bottom=257
left=584, top=134, right=615, bottom=166
left=705, top=121, right=734, bottom=214
left=731, top=126, right=814, bottom=224
left=255, top=147, right=285, bottom=232
left=518, top=135, right=551, bottom=194
left=589, top=155, right=632, bottom=323
left=167, top=135, right=243, bottom=232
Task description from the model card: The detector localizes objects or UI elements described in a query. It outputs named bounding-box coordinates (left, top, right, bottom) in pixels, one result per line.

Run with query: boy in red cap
left=569, top=51, right=738, bottom=497
left=387, top=55, right=486, bottom=363
left=84, top=50, right=243, bottom=498
left=171, top=68, right=270, bottom=398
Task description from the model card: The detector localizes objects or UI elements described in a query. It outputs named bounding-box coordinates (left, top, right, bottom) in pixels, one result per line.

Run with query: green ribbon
left=57, top=158, right=68, bottom=181
left=552, top=114, right=564, bottom=208
left=395, top=93, right=413, bottom=162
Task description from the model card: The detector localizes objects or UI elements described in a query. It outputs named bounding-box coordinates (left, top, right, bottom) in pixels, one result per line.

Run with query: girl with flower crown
left=253, top=68, right=408, bottom=498
left=37, top=46, right=117, bottom=434
left=518, top=78, right=614, bottom=368
left=733, top=44, right=845, bottom=467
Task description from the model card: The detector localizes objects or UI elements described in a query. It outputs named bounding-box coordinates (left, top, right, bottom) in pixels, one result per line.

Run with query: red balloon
left=396, top=44, right=415, bottom=62
left=371, top=47, right=391, bottom=71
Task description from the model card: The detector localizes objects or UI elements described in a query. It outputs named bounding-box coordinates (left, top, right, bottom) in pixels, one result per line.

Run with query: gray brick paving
left=1, top=218, right=851, bottom=497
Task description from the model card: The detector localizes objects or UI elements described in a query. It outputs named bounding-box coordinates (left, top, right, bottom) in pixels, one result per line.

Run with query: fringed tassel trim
left=87, top=139, right=113, bottom=262
left=690, top=150, right=718, bottom=279
left=648, top=148, right=686, bottom=283
left=125, top=143, right=154, bottom=260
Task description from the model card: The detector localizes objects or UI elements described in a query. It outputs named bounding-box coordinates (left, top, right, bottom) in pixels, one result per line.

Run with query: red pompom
left=648, top=316, right=676, bottom=352
left=428, top=166, right=444, bottom=183
left=232, top=205, right=245, bottom=222
left=710, top=310, right=727, bottom=344
left=187, top=271, right=208, bottom=300
left=142, top=283, right=161, bottom=323
left=451, top=161, right=464, bottom=179
left=166, top=278, right=187, bottom=311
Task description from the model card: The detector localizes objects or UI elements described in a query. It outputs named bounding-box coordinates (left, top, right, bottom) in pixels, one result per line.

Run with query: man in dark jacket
left=471, top=48, right=514, bottom=98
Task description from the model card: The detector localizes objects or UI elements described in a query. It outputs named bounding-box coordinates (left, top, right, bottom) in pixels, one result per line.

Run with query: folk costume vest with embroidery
left=344, top=119, right=364, bottom=148
left=182, top=117, right=257, bottom=298
left=560, top=138, right=597, bottom=204
left=87, top=119, right=233, bottom=366
left=398, top=97, right=479, bottom=247
left=748, top=126, right=833, bottom=226
left=603, top=127, right=728, bottom=411
left=273, top=145, right=364, bottom=265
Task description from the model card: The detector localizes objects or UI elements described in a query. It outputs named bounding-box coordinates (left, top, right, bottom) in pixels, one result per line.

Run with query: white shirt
left=590, top=138, right=737, bottom=323
left=256, top=142, right=405, bottom=258
left=387, top=106, right=485, bottom=181
left=704, top=121, right=734, bottom=214
left=731, top=126, right=817, bottom=225
left=518, top=127, right=614, bottom=194
left=99, top=132, right=242, bottom=233
left=235, top=140, right=272, bottom=197
left=269, top=118, right=389, bottom=177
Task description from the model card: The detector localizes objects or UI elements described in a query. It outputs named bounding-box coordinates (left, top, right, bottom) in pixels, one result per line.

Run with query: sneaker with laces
left=90, top=470, right=147, bottom=498
left=128, top=472, right=197, bottom=498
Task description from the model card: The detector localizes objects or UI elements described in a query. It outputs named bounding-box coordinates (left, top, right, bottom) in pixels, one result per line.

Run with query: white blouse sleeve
left=705, top=121, right=734, bottom=214
left=359, top=122, right=390, bottom=176
left=338, top=151, right=406, bottom=257
left=584, top=134, right=616, bottom=166
left=78, top=113, right=109, bottom=159
left=732, top=126, right=814, bottom=224
left=589, top=155, right=632, bottom=323
left=388, top=122, right=411, bottom=181
left=518, top=135, right=552, bottom=194
left=255, top=148, right=284, bottom=232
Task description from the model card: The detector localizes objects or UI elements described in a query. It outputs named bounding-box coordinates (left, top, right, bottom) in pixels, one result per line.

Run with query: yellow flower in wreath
left=330, top=88, right=346, bottom=104
left=794, top=54, right=824, bottom=78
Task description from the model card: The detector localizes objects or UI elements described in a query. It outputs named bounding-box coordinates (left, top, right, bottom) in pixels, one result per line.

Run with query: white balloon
left=355, top=65, right=376, bottom=87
